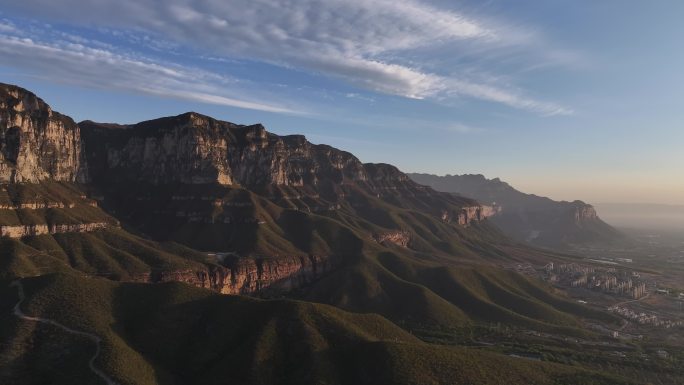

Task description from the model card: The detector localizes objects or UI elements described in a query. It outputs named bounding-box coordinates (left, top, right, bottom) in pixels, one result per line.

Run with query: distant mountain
left=409, top=173, right=622, bottom=248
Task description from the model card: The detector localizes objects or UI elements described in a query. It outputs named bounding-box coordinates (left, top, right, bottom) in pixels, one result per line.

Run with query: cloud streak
left=0, top=33, right=299, bottom=114
left=3, top=0, right=572, bottom=115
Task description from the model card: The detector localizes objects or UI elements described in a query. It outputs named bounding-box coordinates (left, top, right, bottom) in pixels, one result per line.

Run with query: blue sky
left=1, top=1, right=683, bottom=204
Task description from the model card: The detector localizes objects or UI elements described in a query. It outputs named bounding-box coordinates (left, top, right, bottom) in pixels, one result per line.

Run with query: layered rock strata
left=572, top=203, right=598, bottom=221
left=0, top=222, right=109, bottom=238
left=130, top=255, right=333, bottom=295
left=80, top=113, right=369, bottom=188
left=442, top=205, right=499, bottom=226
left=372, top=231, right=411, bottom=247
left=0, top=84, right=83, bottom=183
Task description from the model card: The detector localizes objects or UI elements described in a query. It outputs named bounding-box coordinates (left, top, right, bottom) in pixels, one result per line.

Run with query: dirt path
left=10, top=280, right=119, bottom=385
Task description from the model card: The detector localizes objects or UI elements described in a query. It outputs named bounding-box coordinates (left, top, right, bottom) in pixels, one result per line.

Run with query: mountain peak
left=0, top=82, right=53, bottom=116
left=0, top=84, right=82, bottom=183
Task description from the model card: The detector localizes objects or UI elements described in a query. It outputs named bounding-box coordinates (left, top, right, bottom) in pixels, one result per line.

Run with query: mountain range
left=409, top=173, right=622, bottom=248
left=0, top=83, right=668, bottom=384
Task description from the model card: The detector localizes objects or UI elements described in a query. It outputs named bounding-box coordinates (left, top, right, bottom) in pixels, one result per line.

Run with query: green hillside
left=0, top=273, right=636, bottom=385
left=0, top=181, right=621, bottom=339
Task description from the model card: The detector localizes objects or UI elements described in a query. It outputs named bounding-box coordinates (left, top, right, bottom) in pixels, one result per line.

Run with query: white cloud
left=0, top=33, right=299, bottom=114
left=0, top=19, right=17, bottom=33
left=2, top=0, right=572, bottom=115
left=442, top=123, right=480, bottom=134
left=443, top=79, right=573, bottom=116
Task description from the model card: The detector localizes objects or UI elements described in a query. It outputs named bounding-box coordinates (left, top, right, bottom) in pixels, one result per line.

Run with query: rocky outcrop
left=130, top=255, right=333, bottom=295
left=0, top=202, right=76, bottom=210
left=458, top=205, right=497, bottom=225
left=0, top=224, right=50, bottom=238
left=442, top=205, right=498, bottom=226
left=372, top=231, right=411, bottom=247
left=0, top=222, right=109, bottom=238
left=0, top=84, right=83, bottom=183
left=571, top=202, right=598, bottom=221
left=49, top=222, right=111, bottom=234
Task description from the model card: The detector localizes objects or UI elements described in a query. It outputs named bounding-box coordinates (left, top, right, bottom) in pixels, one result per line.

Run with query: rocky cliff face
left=80, top=113, right=369, bottom=188
left=442, top=205, right=499, bottom=226
left=372, top=231, right=411, bottom=247
left=84, top=114, right=485, bottom=194
left=0, top=84, right=83, bottom=183
left=0, top=222, right=109, bottom=238
left=130, top=254, right=334, bottom=295
left=80, top=113, right=469, bottom=207
left=0, top=180, right=118, bottom=238
left=571, top=202, right=598, bottom=222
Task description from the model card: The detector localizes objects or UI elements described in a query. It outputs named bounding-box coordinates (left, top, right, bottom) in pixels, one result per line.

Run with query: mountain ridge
left=409, top=172, right=622, bottom=247
left=1, top=82, right=509, bottom=297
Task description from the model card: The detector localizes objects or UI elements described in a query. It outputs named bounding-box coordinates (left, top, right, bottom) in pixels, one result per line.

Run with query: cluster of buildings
left=543, top=262, right=684, bottom=331
left=543, top=262, right=646, bottom=299
left=608, top=306, right=682, bottom=329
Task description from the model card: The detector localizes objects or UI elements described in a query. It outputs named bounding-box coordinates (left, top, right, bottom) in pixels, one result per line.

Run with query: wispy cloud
left=0, top=32, right=300, bottom=114
left=0, top=19, right=17, bottom=33
left=442, top=79, right=573, bottom=116
left=441, top=122, right=483, bottom=134
left=3, top=0, right=572, bottom=115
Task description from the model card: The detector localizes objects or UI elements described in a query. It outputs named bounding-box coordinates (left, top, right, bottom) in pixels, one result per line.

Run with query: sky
left=0, top=0, right=683, bottom=205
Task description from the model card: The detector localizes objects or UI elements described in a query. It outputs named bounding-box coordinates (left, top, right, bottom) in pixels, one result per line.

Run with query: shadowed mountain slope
left=0, top=273, right=635, bottom=385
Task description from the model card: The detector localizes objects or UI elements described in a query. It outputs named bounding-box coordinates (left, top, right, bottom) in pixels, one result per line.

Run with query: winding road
left=10, top=280, right=119, bottom=385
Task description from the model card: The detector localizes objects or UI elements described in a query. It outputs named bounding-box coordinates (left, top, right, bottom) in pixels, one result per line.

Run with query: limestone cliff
left=572, top=202, right=598, bottom=221
left=442, top=205, right=499, bottom=226
left=130, top=254, right=334, bottom=295
left=0, top=222, right=109, bottom=238
left=372, top=231, right=411, bottom=247
left=80, top=113, right=475, bottom=205
left=80, top=113, right=369, bottom=188
left=0, top=84, right=83, bottom=183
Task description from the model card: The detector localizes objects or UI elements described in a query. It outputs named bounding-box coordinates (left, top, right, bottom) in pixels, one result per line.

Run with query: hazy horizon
left=407, top=172, right=684, bottom=207
left=1, top=1, right=683, bottom=205
left=594, top=202, right=684, bottom=232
